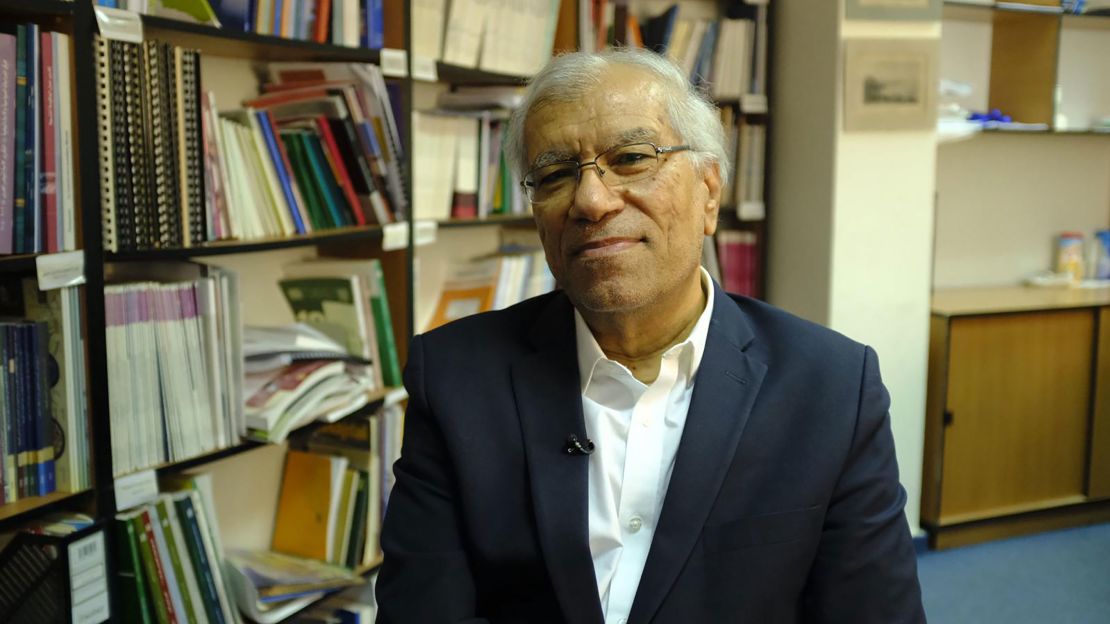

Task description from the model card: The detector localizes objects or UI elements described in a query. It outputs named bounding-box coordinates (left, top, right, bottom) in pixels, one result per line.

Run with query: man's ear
left=702, top=160, right=722, bottom=236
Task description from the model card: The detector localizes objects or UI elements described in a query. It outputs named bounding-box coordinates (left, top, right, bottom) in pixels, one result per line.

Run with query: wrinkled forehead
left=523, top=70, right=674, bottom=168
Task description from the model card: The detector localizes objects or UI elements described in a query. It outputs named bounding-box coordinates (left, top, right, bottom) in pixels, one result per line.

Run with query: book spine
left=301, top=132, right=348, bottom=228
left=0, top=35, right=15, bottom=255
left=156, top=499, right=204, bottom=624
left=33, top=322, right=53, bottom=495
left=315, top=0, right=333, bottom=43
left=39, top=32, right=57, bottom=254
left=369, top=0, right=384, bottom=48
left=13, top=26, right=27, bottom=255
left=135, top=513, right=176, bottom=624
left=95, top=36, right=118, bottom=253
left=13, top=324, right=30, bottom=497
left=118, top=516, right=156, bottom=624
left=148, top=505, right=189, bottom=623
left=370, top=259, right=401, bottom=387
left=254, top=110, right=306, bottom=234
left=281, top=131, right=326, bottom=230
left=175, top=496, right=226, bottom=624
left=316, top=116, right=366, bottom=226
left=53, top=33, right=72, bottom=252
left=26, top=24, right=40, bottom=254
left=0, top=323, right=8, bottom=503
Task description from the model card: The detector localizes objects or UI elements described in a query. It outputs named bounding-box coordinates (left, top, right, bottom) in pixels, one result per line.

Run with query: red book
left=314, top=115, right=367, bottom=225
left=39, top=32, right=56, bottom=254
left=141, top=510, right=180, bottom=624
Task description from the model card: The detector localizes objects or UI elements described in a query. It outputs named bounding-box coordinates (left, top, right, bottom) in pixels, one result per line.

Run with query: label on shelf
left=741, top=94, right=768, bottom=115
left=412, top=55, right=439, bottom=82
left=69, top=530, right=110, bottom=624
left=415, top=220, right=438, bottom=246
left=115, top=469, right=159, bottom=511
left=37, top=250, right=86, bottom=290
left=93, top=6, right=144, bottom=44
left=382, top=222, right=409, bottom=251
left=380, top=49, right=408, bottom=78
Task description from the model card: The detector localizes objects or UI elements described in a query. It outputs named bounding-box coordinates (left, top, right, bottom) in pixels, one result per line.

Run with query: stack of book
left=716, top=229, right=760, bottom=298
left=279, top=258, right=402, bottom=387
left=422, top=0, right=566, bottom=76
left=114, top=474, right=239, bottom=624
left=427, top=245, right=555, bottom=330
left=0, top=25, right=77, bottom=255
left=105, top=265, right=243, bottom=476
left=412, top=108, right=527, bottom=222
left=721, top=108, right=766, bottom=221
left=0, top=279, right=89, bottom=501
left=95, top=37, right=406, bottom=251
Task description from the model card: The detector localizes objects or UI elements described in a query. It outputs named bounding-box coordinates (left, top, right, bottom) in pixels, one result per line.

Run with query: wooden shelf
left=0, top=490, right=93, bottom=530
left=0, top=0, right=75, bottom=18
left=932, top=285, right=1110, bottom=317
left=437, top=215, right=535, bottom=229
left=980, top=128, right=1110, bottom=136
left=107, top=225, right=386, bottom=261
left=140, top=15, right=381, bottom=63
left=0, top=254, right=45, bottom=274
left=434, top=63, right=530, bottom=86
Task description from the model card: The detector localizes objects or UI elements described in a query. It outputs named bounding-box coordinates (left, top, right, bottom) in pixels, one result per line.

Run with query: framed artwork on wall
left=843, top=38, right=938, bottom=131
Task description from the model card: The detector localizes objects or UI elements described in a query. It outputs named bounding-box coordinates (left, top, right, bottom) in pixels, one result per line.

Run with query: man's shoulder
left=723, top=292, right=868, bottom=364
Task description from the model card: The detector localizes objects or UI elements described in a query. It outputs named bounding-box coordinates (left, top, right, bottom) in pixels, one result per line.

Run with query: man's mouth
left=574, top=237, right=643, bottom=258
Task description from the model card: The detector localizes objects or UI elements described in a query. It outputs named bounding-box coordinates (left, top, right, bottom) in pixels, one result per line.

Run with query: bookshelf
left=0, top=0, right=775, bottom=621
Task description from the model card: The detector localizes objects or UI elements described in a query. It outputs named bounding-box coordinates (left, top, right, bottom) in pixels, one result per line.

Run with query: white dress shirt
left=574, top=268, right=714, bottom=624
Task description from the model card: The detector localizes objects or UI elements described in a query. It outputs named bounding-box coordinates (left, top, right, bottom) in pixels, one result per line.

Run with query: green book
left=156, top=498, right=205, bottom=624
left=279, top=277, right=369, bottom=359
left=280, top=131, right=328, bottom=231
left=131, top=513, right=173, bottom=624
left=173, top=492, right=226, bottom=624
left=369, top=259, right=402, bottom=387
left=300, top=132, right=350, bottom=228
left=116, top=514, right=155, bottom=624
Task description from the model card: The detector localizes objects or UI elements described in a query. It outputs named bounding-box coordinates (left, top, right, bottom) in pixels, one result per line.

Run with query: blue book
left=692, top=20, right=719, bottom=87
left=368, top=0, right=384, bottom=49
left=0, top=323, right=13, bottom=502
left=210, top=0, right=254, bottom=32
left=13, top=324, right=33, bottom=496
left=272, top=0, right=284, bottom=36
left=254, top=111, right=306, bottom=234
left=31, top=322, right=52, bottom=495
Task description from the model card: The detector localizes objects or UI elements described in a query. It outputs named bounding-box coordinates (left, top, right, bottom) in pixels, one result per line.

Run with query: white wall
left=771, top=6, right=937, bottom=535
left=935, top=134, right=1110, bottom=288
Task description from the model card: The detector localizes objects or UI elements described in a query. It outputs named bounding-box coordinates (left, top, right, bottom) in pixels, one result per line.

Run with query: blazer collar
left=628, top=282, right=767, bottom=623
left=513, top=292, right=605, bottom=624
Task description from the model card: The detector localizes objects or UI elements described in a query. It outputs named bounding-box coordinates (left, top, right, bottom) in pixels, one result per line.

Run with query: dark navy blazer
left=376, top=282, right=925, bottom=623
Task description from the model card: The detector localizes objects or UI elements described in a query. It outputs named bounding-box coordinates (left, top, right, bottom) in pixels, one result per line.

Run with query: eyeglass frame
left=520, top=142, right=692, bottom=205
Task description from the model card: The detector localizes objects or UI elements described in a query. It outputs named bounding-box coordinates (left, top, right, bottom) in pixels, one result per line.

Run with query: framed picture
left=843, top=38, right=938, bottom=132
left=845, top=0, right=942, bottom=21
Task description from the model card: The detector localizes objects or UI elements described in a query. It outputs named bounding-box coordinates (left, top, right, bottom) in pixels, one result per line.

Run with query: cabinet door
left=1091, top=307, right=1110, bottom=499
left=940, top=310, right=1094, bottom=523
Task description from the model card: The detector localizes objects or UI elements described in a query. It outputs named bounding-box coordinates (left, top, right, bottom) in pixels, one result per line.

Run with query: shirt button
left=628, top=516, right=643, bottom=533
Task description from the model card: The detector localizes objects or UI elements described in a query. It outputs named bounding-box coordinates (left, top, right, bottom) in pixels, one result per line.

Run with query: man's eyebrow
left=612, top=127, right=659, bottom=146
left=530, top=150, right=578, bottom=171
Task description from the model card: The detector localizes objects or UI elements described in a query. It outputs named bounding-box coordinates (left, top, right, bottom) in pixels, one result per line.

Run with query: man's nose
left=569, top=165, right=622, bottom=222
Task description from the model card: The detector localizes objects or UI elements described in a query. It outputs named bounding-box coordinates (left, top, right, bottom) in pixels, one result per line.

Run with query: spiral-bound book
left=94, top=35, right=117, bottom=253
left=123, top=40, right=153, bottom=251
left=179, top=49, right=205, bottom=247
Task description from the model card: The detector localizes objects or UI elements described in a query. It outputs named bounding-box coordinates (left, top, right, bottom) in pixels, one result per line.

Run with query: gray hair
left=504, top=47, right=731, bottom=187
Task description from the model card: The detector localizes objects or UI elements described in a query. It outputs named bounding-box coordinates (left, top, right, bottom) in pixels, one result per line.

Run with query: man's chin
left=565, top=281, right=649, bottom=315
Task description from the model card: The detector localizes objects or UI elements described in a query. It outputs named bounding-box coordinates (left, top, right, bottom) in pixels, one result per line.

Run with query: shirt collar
left=575, top=267, right=715, bottom=395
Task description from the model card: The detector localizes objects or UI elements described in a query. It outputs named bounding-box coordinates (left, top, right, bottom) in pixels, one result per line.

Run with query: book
left=224, top=549, right=362, bottom=603
left=115, top=513, right=156, bottom=624
left=271, top=450, right=349, bottom=562
left=0, top=33, right=14, bottom=254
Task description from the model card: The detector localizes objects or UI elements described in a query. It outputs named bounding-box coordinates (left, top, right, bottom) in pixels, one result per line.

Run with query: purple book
left=0, top=34, right=15, bottom=254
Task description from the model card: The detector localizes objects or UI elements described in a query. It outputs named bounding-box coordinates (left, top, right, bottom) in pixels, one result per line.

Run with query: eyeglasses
left=521, top=142, right=691, bottom=207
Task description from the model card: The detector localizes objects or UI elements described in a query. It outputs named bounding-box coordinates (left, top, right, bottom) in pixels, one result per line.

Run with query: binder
left=94, top=35, right=118, bottom=253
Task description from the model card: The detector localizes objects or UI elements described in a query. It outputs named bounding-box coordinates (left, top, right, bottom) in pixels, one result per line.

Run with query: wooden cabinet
left=922, top=287, right=1110, bottom=549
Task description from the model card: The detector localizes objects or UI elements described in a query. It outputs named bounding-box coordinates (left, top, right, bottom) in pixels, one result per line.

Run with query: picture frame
left=844, top=0, right=943, bottom=21
left=843, top=38, right=938, bottom=132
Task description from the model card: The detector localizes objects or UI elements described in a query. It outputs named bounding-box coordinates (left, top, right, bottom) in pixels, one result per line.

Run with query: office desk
left=922, top=287, right=1110, bottom=549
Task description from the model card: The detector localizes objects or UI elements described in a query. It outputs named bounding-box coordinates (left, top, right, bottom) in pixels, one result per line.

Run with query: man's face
left=523, top=67, right=722, bottom=314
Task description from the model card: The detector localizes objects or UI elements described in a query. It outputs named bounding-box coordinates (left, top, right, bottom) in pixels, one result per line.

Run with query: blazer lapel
left=628, top=285, right=768, bottom=624
left=511, top=293, right=605, bottom=624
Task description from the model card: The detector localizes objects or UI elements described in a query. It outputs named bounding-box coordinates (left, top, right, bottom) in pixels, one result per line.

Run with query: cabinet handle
left=943, top=410, right=954, bottom=427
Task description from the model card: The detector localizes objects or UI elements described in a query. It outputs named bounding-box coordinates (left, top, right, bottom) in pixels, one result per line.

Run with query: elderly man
left=376, top=48, right=924, bottom=623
